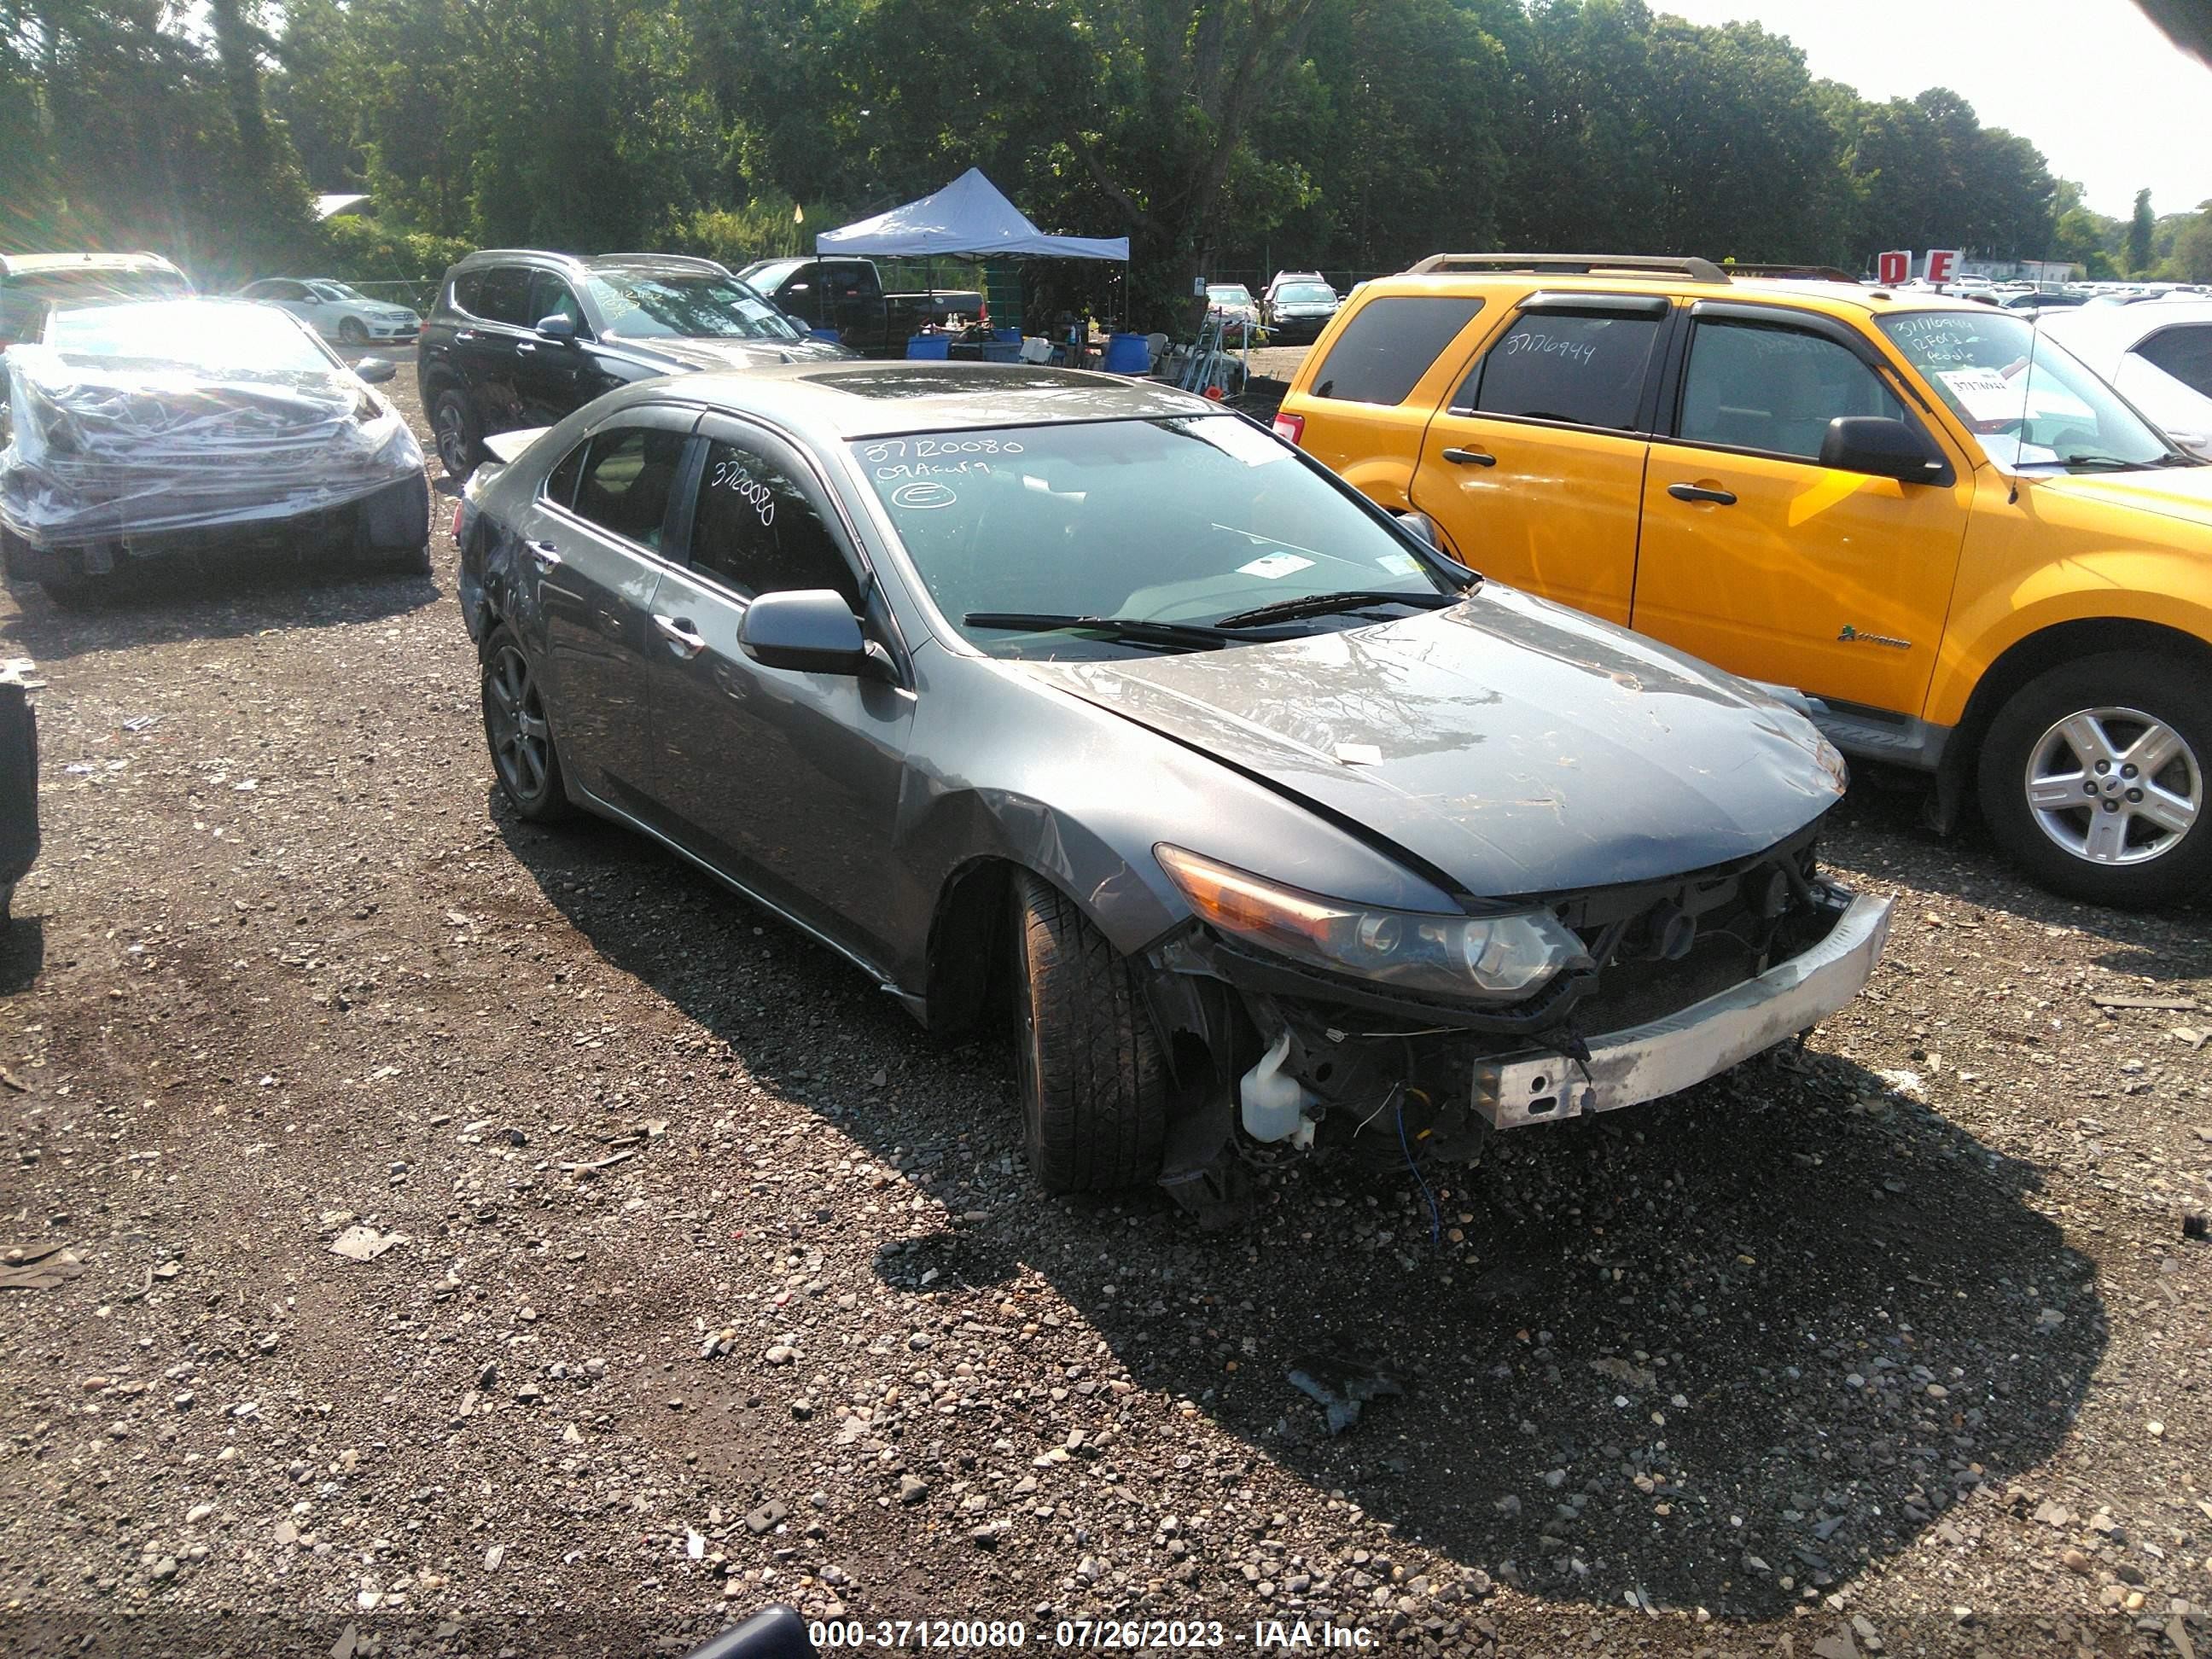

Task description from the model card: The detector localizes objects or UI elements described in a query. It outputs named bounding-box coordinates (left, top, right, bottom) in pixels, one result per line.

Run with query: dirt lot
left=1, top=364, right=2209, bottom=1659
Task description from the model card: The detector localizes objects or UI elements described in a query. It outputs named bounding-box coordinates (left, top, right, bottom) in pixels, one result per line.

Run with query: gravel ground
left=1, top=363, right=2209, bottom=1659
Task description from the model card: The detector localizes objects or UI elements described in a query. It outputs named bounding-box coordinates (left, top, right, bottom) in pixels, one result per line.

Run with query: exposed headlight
left=1155, top=845, right=1590, bottom=1003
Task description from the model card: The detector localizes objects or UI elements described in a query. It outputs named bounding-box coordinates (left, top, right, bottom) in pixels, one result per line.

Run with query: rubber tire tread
left=1976, top=649, right=2212, bottom=909
left=480, top=624, right=572, bottom=824
left=434, top=389, right=482, bottom=481
left=1013, top=870, right=1169, bottom=1193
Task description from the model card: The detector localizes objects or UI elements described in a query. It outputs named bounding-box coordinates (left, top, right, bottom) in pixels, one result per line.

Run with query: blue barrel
left=993, top=326, right=1022, bottom=343
left=1102, top=332, right=1151, bottom=375
left=905, top=335, right=951, bottom=360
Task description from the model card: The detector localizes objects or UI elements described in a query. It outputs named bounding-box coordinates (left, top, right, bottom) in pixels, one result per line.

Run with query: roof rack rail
left=1405, top=253, right=1732, bottom=283
left=1723, top=263, right=1863, bottom=283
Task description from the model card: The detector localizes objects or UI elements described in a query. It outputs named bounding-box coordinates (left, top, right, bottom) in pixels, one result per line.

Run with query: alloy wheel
left=484, top=643, right=552, bottom=804
left=435, top=405, right=471, bottom=478
left=338, top=317, right=369, bottom=345
left=2023, top=704, right=2202, bottom=867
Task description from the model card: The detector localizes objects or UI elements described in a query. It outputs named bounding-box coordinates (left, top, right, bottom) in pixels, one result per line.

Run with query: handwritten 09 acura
left=451, top=362, right=1891, bottom=1208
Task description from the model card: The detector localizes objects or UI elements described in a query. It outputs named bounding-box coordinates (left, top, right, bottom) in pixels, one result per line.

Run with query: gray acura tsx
left=453, top=362, right=1891, bottom=1213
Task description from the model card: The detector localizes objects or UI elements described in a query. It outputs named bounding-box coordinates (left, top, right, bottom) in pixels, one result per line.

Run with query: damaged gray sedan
left=454, top=362, right=1891, bottom=1209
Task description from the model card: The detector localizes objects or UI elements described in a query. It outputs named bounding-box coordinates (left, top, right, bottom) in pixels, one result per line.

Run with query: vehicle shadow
left=0, top=563, right=439, bottom=665
left=492, top=796, right=2105, bottom=1622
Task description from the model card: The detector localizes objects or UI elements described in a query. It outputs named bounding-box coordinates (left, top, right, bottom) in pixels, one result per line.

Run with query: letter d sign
left=1877, top=250, right=1910, bottom=287
left=1924, top=248, right=1960, bottom=286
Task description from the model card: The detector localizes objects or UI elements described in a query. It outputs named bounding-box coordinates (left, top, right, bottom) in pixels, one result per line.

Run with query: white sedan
left=238, top=277, right=421, bottom=346
left=2039, top=300, right=2212, bottom=458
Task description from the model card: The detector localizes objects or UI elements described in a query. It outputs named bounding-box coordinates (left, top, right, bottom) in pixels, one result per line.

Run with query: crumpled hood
left=624, top=335, right=853, bottom=374
left=2032, top=462, right=2212, bottom=532
left=1021, top=587, right=1848, bottom=898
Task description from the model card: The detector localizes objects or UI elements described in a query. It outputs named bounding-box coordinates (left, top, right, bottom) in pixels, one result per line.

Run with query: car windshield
left=852, top=416, right=1459, bottom=660
left=585, top=273, right=802, bottom=341
left=1276, top=283, right=1336, bottom=305
left=1208, top=286, right=1254, bottom=306
left=310, top=281, right=369, bottom=302
left=45, top=300, right=335, bottom=375
left=742, top=259, right=806, bottom=293
left=1880, top=310, right=2174, bottom=470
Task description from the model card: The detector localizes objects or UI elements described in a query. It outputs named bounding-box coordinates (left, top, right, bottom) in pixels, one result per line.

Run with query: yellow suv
left=1274, top=253, right=2212, bottom=907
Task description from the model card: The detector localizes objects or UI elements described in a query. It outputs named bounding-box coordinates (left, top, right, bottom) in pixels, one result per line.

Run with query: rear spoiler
left=481, top=428, right=549, bottom=466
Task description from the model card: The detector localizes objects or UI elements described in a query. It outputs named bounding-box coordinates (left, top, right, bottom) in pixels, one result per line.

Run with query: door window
left=2138, top=324, right=2212, bottom=398
left=688, top=439, right=860, bottom=606
left=528, top=271, right=586, bottom=334
left=1678, top=319, right=1904, bottom=458
left=568, top=428, right=687, bottom=550
left=1465, top=311, right=1664, bottom=430
left=474, top=266, right=535, bottom=327
left=1307, top=296, right=1485, bottom=405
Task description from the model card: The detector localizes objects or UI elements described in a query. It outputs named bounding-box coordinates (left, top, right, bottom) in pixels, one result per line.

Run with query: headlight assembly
left=1155, top=845, right=1590, bottom=1003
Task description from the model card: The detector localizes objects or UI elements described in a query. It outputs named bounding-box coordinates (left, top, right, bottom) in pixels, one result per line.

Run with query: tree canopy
left=0, top=0, right=2174, bottom=317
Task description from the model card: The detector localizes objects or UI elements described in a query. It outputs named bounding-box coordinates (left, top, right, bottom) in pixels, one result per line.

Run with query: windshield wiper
left=963, top=612, right=1274, bottom=650
left=2017, top=452, right=2163, bottom=471
left=1213, top=589, right=1459, bottom=631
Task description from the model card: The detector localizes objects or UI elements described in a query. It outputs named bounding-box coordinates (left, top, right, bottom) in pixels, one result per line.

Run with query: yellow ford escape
left=1273, top=253, right=2212, bottom=907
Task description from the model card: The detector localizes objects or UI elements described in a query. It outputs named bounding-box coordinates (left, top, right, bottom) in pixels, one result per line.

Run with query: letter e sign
left=1924, top=249, right=1961, bottom=285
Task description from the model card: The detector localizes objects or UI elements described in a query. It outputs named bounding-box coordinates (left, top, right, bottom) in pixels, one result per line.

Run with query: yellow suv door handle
left=1668, top=482, right=1738, bottom=506
left=1441, top=447, right=1496, bottom=467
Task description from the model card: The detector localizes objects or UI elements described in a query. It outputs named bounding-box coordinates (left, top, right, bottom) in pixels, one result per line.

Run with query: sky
left=1651, top=0, right=2212, bottom=220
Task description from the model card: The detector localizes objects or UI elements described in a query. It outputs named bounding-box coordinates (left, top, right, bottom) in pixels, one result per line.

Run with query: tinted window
left=544, top=439, right=588, bottom=508
left=689, top=439, right=859, bottom=605
left=451, top=272, right=483, bottom=315
left=1679, top=320, right=1905, bottom=458
left=1468, top=311, right=1662, bottom=429
left=2139, top=323, right=2212, bottom=398
left=474, top=266, right=534, bottom=327
left=1308, top=296, right=1485, bottom=405
left=570, top=428, right=687, bottom=549
left=528, top=271, right=585, bottom=333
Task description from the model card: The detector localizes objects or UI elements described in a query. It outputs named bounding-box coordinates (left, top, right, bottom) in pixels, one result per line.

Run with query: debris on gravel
left=0, top=364, right=2209, bottom=1656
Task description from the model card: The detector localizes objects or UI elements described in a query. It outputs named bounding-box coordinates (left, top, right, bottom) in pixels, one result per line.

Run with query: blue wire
left=1395, top=1093, right=1441, bottom=1248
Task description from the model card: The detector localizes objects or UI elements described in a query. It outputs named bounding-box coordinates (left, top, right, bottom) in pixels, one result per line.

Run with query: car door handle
left=453, top=329, right=479, bottom=344
left=525, top=540, right=562, bottom=571
left=1441, top=446, right=1496, bottom=467
left=653, top=614, right=707, bottom=658
left=1668, top=482, right=1738, bottom=505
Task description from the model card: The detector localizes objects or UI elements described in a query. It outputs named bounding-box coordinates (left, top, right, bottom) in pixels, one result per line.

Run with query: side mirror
left=1394, top=510, right=1442, bottom=548
left=534, top=313, right=579, bottom=341
left=353, top=357, right=397, bottom=384
left=1819, top=416, right=1943, bottom=483
left=738, top=589, right=872, bottom=676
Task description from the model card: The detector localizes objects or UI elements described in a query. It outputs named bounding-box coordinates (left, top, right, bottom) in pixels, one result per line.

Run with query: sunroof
left=797, top=364, right=1094, bottom=399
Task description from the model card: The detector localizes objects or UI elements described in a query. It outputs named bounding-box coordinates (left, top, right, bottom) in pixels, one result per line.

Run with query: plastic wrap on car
left=0, top=346, right=425, bottom=547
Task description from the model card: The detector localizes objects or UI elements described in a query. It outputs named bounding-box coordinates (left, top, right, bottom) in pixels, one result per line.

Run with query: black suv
left=416, top=250, right=850, bottom=478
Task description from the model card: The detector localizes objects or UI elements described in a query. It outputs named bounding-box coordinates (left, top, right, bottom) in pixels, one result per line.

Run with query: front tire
left=337, top=317, right=370, bottom=346
left=480, top=626, right=570, bottom=822
left=1011, top=871, right=1169, bottom=1193
left=433, top=388, right=481, bottom=482
left=1977, top=651, right=2212, bottom=907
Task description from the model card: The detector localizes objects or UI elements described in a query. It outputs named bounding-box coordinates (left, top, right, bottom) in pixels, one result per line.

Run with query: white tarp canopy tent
left=816, top=168, right=1128, bottom=262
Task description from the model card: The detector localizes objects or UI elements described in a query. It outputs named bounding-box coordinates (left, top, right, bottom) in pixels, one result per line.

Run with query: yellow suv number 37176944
left=1274, top=254, right=2212, bottom=909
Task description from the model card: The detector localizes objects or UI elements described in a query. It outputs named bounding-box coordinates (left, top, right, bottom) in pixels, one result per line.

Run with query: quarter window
left=1679, top=320, right=1905, bottom=459
left=544, top=439, right=588, bottom=509
left=1466, top=311, right=1663, bottom=430
left=1307, top=296, right=1485, bottom=405
left=688, top=439, right=859, bottom=605
left=569, top=428, right=687, bottom=549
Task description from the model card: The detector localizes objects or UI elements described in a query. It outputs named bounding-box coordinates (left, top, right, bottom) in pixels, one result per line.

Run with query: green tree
left=2128, top=188, right=2155, bottom=274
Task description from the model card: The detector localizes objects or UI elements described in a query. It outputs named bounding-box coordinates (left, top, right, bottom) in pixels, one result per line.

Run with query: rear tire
left=433, top=388, right=481, bottom=482
left=1977, top=651, right=2212, bottom=907
left=1011, top=870, right=1168, bottom=1193
left=480, top=626, right=571, bottom=823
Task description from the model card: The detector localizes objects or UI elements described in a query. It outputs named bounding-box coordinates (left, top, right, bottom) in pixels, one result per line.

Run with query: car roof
left=454, top=248, right=730, bottom=279
left=1345, top=265, right=1997, bottom=325
left=627, top=361, right=1222, bottom=442
left=0, top=250, right=183, bottom=279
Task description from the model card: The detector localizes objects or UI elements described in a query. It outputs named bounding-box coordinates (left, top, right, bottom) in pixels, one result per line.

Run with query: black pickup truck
left=735, top=257, right=986, bottom=356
